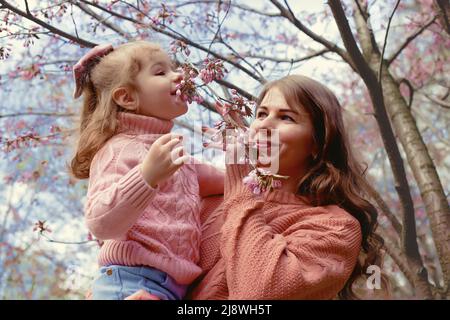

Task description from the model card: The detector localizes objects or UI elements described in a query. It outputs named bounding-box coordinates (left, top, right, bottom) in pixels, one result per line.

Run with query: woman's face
left=250, top=87, right=317, bottom=180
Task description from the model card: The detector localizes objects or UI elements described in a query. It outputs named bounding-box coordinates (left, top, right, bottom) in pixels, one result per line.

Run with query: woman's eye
left=281, top=115, right=295, bottom=122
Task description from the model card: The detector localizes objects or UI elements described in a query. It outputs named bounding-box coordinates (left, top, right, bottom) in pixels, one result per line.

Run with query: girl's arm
left=85, top=141, right=158, bottom=240
left=196, top=163, right=225, bottom=197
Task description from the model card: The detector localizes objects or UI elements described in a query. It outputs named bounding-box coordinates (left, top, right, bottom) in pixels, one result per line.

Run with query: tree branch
left=423, top=93, right=450, bottom=109
left=378, top=0, right=400, bottom=84
left=78, top=0, right=265, bottom=83
left=173, top=0, right=281, bottom=17
left=386, top=15, right=438, bottom=67
left=0, top=112, right=76, bottom=118
left=214, top=78, right=256, bottom=101
left=0, top=0, right=96, bottom=47
left=245, top=48, right=330, bottom=63
left=436, top=0, right=450, bottom=35
left=72, top=1, right=131, bottom=40
left=269, top=0, right=357, bottom=71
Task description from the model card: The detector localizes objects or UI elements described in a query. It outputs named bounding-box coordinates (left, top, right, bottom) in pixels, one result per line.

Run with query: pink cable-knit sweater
left=85, top=112, right=224, bottom=285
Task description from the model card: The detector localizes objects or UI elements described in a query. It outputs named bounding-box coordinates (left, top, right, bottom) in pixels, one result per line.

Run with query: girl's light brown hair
left=70, top=41, right=163, bottom=179
left=257, top=75, right=386, bottom=299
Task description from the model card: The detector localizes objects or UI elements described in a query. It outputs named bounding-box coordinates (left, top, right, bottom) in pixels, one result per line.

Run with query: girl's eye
left=256, top=112, right=267, bottom=119
left=155, top=70, right=166, bottom=76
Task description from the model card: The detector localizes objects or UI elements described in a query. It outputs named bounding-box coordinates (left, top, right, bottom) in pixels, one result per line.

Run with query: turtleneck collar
left=117, top=112, right=174, bottom=135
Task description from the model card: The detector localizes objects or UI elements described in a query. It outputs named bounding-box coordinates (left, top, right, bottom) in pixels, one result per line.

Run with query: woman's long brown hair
left=257, top=75, right=386, bottom=299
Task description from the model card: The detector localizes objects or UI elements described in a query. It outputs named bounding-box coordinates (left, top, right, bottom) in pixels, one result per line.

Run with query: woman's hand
left=141, top=133, right=189, bottom=188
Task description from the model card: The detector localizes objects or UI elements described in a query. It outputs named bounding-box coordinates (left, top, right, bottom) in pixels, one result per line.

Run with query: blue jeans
left=91, top=265, right=187, bottom=300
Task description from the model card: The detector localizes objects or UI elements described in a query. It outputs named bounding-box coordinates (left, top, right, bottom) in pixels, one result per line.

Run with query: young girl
left=70, top=41, right=224, bottom=300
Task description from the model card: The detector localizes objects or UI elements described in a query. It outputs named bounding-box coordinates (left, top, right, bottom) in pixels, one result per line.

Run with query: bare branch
left=423, top=93, right=450, bottom=109
left=72, top=1, right=131, bottom=39
left=378, top=0, right=400, bottom=84
left=173, top=0, right=281, bottom=17
left=436, top=0, right=450, bottom=35
left=364, top=179, right=403, bottom=236
left=79, top=0, right=265, bottom=83
left=399, top=78, right=415, bottom=109
left=0, top=112, right=76, bottom=118
left=245, top=49, right=330, bottom=63
left=387, top=15, right=438, bottom=66
left=269, top=0, right=357, bottom=71
left=214, top=78, right=256, bottom=101
left=0, top=0, right=96, bottom=47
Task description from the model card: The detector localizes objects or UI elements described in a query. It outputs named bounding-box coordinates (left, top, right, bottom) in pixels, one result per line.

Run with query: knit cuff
left=117, top=164, right=159, bottom=210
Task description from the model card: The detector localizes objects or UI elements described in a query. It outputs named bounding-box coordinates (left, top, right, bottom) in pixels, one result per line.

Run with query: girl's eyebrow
left=150, top=61, right=169, bottom=69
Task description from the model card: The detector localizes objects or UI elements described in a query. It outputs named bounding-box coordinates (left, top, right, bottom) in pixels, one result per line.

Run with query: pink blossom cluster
left=2, top=132, right=42, bottom=152
left=242, top=168, right=285, bottom=195
left=33, top=220, right=52, bottom=234
left=175, top=63, right=203, bottom=104
left=170, top=40, right=191, bottom=56
left=199, top=58, right=227, bottom=84
left=151, top=4, right=177, bottom=25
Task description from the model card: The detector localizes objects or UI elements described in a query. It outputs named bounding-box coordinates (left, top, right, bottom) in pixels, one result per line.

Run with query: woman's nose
left=256, top=115, right=276, bottom=131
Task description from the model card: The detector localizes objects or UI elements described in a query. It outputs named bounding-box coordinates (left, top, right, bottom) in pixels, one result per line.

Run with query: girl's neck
left=117, top=112, right=174, bottom=135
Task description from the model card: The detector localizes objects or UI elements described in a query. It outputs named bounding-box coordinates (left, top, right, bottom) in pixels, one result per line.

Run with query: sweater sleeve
left=196, top=163, right=225, bottom=197
left=220, top=196, right=362, bottom=299
left=85, top=141, right=158, bottom=240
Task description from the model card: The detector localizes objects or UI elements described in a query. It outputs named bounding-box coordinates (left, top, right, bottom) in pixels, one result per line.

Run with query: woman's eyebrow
left=258, top=105, right=299, bottom=115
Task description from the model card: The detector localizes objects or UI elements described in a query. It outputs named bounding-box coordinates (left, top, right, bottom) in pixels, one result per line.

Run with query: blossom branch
left=386, top=15, right=438, bottom=67
left=0, top=0, right=96, bottom=47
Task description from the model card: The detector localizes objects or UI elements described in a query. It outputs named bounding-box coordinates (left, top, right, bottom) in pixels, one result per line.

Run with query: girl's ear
left=112, top=87, right=139, bottom=111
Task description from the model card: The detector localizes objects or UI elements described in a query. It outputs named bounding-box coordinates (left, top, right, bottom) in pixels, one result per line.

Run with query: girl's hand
left=141, top=133, right=188, bottom=188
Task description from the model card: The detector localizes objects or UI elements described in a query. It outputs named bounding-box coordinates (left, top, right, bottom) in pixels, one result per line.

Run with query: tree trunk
left=377, top=67, right=450, bottom=297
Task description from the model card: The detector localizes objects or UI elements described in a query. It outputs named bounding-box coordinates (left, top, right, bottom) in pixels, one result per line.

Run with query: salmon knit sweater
left=85, top=112, right=224, bottom=285
left=189, top=164, right=362, bottom=299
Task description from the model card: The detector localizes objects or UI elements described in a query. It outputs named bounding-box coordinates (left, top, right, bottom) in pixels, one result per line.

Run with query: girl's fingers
left=170, top=145, right=184, bottom=159
left=170, top=146, right=190, bottom=166
left=156, top=132, right=177, bottom=145
left=164, top=136, right=183, bottom=151
left=172, top=154, right=190, bottom=166
left=201, top=126, right=219, bottom=139
left=203, top=140, right=226, bottom=151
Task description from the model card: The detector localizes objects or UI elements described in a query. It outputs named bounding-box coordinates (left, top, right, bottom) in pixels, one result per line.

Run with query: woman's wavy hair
left=69, top=41, right=163, bottom=179
left=256, top=75, right=387, bottom=299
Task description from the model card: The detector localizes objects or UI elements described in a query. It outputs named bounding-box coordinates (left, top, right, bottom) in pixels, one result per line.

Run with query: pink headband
left=72, top=44, right=114, bottom=99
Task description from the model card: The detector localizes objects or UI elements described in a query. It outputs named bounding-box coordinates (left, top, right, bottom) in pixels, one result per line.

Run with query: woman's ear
left=112, top=87, right=139, bottom=111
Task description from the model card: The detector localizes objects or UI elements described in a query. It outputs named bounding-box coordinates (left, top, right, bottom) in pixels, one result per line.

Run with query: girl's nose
left=173, top=70, right=183, bottom=83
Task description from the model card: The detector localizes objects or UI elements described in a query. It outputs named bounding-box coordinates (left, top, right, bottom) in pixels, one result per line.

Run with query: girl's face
left=250, top=87, right=316, bottom=180
left=134, top=51, right=187, bottom=120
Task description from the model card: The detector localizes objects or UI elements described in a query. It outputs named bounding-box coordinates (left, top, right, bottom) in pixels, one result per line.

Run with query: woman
left=127, top=74, right=385, bottom=300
